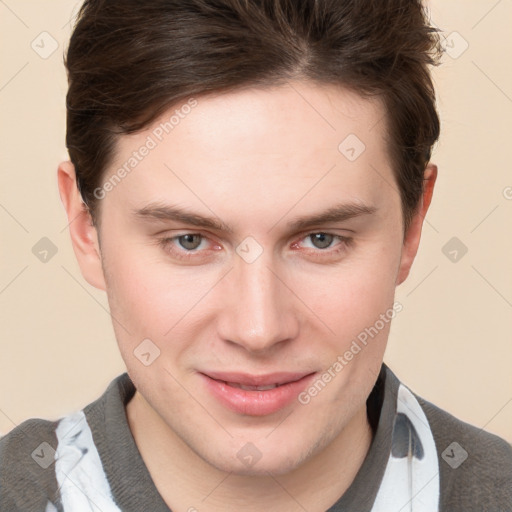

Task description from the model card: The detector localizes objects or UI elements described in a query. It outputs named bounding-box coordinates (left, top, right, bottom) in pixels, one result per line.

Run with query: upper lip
left=201, top=371, right=315, bottom=386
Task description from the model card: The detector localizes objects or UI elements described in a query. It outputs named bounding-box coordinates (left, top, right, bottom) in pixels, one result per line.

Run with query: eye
left=291, top=232, right=353, bottom=260
left=176, top=234, right=203, bottom=251
left=157, top=233, right=218, bottom=261
left=307, top=233, right=335, bottom=249
left=299, top=232, right=348, bottom=250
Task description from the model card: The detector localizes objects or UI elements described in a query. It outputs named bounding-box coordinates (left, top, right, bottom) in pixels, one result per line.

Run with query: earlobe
left=396, top=163, right=438, bottom=286
left=57, top=160, right=107, bottom=291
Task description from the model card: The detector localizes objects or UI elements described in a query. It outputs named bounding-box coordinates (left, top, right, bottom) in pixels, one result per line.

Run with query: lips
left=226, top=382, right=278, bottom=391
left=199, top=371, right=316, bottom=416
left=203, top=371, right=312, bottom=387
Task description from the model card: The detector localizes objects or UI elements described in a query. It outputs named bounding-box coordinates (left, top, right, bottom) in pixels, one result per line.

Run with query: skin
left=58, top=80, right=436, bottom=512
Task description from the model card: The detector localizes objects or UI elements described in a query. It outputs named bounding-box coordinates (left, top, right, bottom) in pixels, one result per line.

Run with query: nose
left=217, top=249, right=299, bottom=354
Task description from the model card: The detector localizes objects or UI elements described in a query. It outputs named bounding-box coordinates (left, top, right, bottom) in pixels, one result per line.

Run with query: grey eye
left=309, top=233, right=334, bottom=249
left=178, top=234, right=202, bottom=250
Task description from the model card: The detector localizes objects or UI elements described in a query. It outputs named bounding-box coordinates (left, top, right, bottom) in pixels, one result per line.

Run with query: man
left=1, top=0, right=511, bottom=511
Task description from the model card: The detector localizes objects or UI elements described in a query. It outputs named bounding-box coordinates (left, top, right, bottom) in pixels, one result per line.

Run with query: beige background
left=1, top=1, right=511, bottom=444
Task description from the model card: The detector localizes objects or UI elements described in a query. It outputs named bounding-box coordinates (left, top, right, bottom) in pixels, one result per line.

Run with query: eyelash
left=156, top=232, right=353, bottom=261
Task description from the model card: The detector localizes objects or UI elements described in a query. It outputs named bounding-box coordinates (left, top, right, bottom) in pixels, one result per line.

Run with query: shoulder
left=0, top=373, right=133, bottom=511
left=0, top=417, right=62, bottom=510
left=416, top=393, right=512, bottom=510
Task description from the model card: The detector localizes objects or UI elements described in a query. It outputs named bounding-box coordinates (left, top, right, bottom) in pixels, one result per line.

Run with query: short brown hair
left=64, top=0, right=442, bottom=231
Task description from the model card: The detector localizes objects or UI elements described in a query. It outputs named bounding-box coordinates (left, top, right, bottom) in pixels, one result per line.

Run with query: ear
left=57, top=160, right=107, bottom=291
left=396, top=163, right=438, bottom=286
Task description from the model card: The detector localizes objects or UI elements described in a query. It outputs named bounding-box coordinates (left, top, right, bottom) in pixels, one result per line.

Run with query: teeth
left=226, top=382, right=279, bottom=391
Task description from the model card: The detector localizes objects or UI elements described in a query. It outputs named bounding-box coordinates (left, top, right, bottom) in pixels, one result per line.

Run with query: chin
left=202, top=436, right=317, bottom=477
left=217, top=454, right=302, bottom=477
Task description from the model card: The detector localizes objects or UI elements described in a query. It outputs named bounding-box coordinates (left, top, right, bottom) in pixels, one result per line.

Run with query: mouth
left=202, top=370, right=312, bottom=388
left=224, top=382, right=281, bottom=391
left=199, top=371, right=317, bottom=416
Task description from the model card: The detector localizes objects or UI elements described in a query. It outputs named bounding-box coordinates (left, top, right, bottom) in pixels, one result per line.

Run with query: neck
left=126, top=391, right=373, bottom=512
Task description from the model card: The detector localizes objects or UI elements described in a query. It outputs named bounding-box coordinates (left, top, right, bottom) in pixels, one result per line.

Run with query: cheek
left=102, top=244, right=221, bottom=365
left=103, top=244, right=188, bottom=326
left=295, top=244, right=400, bottom=334
left=100, top=242, right=174, bottom=356
left=295, top=258, right=398, bottom=413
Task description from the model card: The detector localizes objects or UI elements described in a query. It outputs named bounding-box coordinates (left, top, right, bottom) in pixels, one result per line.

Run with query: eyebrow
left=132, top=201, right=377, bottom=233
left=286, top=202, right=377, bottom=232
left=133, top=203, right=233, bottom=233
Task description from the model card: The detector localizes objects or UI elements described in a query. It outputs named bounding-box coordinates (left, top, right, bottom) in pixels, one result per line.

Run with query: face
left=89, top=81, right=408, bottom=475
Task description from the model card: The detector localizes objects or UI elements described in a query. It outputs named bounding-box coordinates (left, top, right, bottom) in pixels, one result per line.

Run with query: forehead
left=104, top=81, right=394, bottom=226
left=114, top=80, right=388, bottom=161
left=164, top=82, right=383, bottom=162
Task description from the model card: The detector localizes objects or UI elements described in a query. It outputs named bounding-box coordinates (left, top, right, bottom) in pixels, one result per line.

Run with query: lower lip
left=200, top=373, right=316, bottom=416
